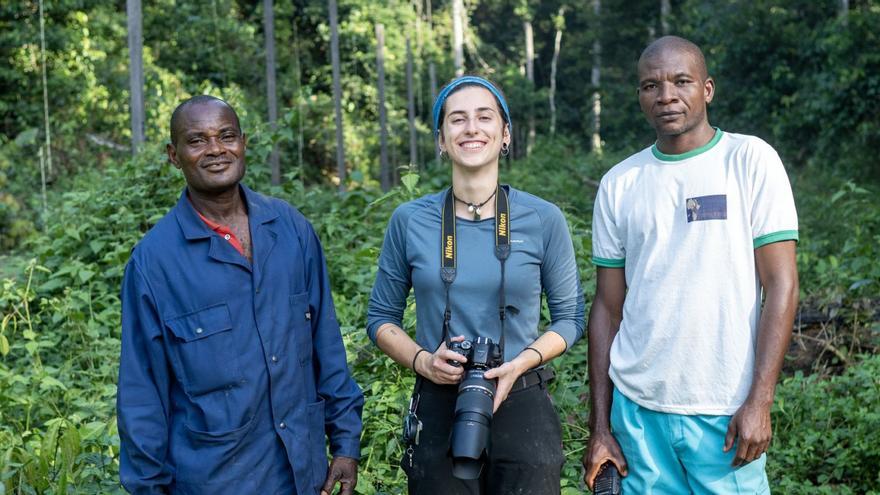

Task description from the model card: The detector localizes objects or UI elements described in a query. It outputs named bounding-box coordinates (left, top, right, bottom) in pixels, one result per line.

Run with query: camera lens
left=449, top=368, right=496, bottom=479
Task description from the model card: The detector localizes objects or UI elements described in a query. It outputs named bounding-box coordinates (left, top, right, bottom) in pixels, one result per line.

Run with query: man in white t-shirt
left=582, top=36, right=799, bottom=494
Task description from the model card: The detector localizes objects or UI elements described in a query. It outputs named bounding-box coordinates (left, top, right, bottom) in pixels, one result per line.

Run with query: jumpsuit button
left=279, top=422, right=286, bottom=429
left=224, top=234, right=231, bottom=240
left=272, top=355, right=278, bottom=363
left=195, top=327, right=203, bottom=334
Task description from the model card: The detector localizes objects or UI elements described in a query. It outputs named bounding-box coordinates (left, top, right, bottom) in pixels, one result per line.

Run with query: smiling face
left=166, top=100, right=247, bottom=196
left=637, top=45, right=714, bottom=140
left=439, top=86, right=510, bottom=171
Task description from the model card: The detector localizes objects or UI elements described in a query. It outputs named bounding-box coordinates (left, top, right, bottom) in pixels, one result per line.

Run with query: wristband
left=412, top=348, right=427, bottom=375
left=525, top=346, right=543, bottom=365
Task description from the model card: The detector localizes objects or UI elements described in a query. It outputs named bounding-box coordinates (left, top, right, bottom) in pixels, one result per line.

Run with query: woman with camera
left=366, top=75, right=584, bottom=494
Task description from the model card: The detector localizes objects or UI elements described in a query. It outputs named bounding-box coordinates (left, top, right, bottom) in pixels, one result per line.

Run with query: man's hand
left=415, top=336, right=467, bottom=385
left=321, top=456, right=358, bottom=495
left=724, top=398, right=772, bottom=466
left=583, top=430, right=628, bottom=491
left=723, top=240, right=795, bottom=467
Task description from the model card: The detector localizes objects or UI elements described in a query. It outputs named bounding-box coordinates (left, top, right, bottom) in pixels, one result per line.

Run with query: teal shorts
left=611, top=387, right=770, bottom=494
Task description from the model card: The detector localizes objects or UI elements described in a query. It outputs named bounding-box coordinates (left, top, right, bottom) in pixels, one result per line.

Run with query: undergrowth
left=1, top=138, right=878, bottom=493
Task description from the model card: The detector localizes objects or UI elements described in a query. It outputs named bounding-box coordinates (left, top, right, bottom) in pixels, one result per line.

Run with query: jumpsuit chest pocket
left=165, top=303, right=242, bottom=396
left=289, top=292, right=313, bottom=365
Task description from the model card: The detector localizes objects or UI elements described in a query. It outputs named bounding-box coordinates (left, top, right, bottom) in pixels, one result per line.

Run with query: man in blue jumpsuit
left=117, top=95, right=364, bottom=494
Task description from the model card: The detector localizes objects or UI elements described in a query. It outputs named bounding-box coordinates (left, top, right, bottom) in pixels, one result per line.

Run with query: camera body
left=447, top=337, right=504, bottom=480
left=448, top=337, right=504, bottom=370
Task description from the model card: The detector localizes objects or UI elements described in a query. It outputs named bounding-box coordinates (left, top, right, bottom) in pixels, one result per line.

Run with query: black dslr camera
left=447, top=337, right=504, bottom=480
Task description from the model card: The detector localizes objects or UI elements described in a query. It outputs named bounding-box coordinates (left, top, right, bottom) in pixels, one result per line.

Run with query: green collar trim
left=652, top=128, right=723, bottom=161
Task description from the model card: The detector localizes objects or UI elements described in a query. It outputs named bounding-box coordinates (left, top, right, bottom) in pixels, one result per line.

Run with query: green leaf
left=401, top=173, right=419, bottom=193
left=40, top=376, right=68, bottom=391
left=89, top=240, right=106, bottom=254
left=79, top=421, right=105, bottom=441
left=14, top=128, right=39, bottom=146
left=78, top=269, right=96, bottom=283
left=848, top=279, right=874, bottom=291
left=60, top=426, right=81, bottom=471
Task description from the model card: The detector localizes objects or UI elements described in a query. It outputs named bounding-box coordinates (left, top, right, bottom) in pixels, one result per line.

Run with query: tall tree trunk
left=524, top=19, right=535, bottom=155
left=591, top=0, right=602, bottom=153
left=126, top=0, right=145, bottom=155
left=376, top=24, right=391, bottom=192
left=38, top=0, right=52, bottom=176
left=38, top=147, right=47, bottom=216
left=429, top=62, right=439, bottom=163
left=292, top=8, right=304, bottom=173
left=328, top=0, right=346, bottom=191
left=660, top=0, right=670, bottom=35
left=549, top=7, right=565, bottom=136
left=426, top=0, right=439, bottom=164
left=263, top=0, right=280, bottom=185
left=839, top=0, right=849, bottom=25
left=406, top=35, right=418, bottom=169
left=414, top=0, right=423, bottom=118
left=452, top=0, right=464, bottom=76
left=524, top=21, right=534, bottom=83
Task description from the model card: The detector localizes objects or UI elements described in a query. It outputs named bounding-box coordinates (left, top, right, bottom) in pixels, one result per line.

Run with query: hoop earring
left=439, top=149, right=448, bottom=160
left=501, top=142, right=510, bottom=157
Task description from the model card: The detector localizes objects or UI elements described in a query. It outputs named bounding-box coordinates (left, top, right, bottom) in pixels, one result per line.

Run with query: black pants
left=401, top=377, right=564, bottom=495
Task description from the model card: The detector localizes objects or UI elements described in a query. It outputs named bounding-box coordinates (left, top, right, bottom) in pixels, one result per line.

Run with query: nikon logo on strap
left=440, top=184, right=511, bottom=351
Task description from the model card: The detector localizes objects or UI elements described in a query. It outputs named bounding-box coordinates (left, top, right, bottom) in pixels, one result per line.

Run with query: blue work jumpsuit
left=118, top=185, right=364, bottom=494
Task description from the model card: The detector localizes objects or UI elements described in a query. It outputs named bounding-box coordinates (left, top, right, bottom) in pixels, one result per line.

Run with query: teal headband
left=432, top=76, right=512, bottom=135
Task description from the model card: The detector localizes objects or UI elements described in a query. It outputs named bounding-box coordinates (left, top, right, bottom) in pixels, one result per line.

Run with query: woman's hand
left=483, top=349, right=539, bottom=412
left=415, top=335, right=467, bottom=385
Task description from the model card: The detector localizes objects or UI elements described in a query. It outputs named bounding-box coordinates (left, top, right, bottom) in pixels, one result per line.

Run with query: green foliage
left=0, top=150, right=177, bottom=493
left=771, top=354, right=880, bottom=493
left=796, top=177, right=880, bottom=303
left=0, top=134, right=38, bottom=251
left=2, top=130, right=878, bottom=492
left=4, top=0, right=879, bottom=256
left=681, top=1, right=880, bottom=180
left=2, top=0, right=880, bottom=492
left=791, top=171, right=880, bottom=366
left=0, top=259, right=125, bottom=494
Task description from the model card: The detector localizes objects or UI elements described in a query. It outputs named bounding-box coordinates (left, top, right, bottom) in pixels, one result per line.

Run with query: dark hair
left=169, top=95, right=241, bottom=144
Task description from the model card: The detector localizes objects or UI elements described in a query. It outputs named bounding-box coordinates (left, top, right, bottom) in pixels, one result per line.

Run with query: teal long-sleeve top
left=367, top=187, right=585, bottom=362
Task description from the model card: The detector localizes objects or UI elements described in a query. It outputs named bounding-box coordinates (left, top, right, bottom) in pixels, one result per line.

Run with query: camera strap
left=440, top=184, right=510, bottom=354
left=403, top=186, right=509, bottom=452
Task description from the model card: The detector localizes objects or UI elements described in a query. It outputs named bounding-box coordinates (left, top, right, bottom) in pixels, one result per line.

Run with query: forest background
left=1, top=0, right=879, bottom=493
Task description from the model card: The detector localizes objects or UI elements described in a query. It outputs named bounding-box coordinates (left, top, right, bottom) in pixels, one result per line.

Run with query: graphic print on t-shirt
left=686, top=194, right=727, bottom=223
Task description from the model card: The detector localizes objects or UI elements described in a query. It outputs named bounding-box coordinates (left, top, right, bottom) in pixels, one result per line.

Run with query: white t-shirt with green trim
left=591, top=130, right=798, bottom=415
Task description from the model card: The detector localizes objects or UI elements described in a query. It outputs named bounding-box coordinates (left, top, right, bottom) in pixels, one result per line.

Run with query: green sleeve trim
left=652, top=128, right=723, bottom=161
left=592, top=257, right=626, bottom=268
left=753, top=230, right=799, bottom=248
